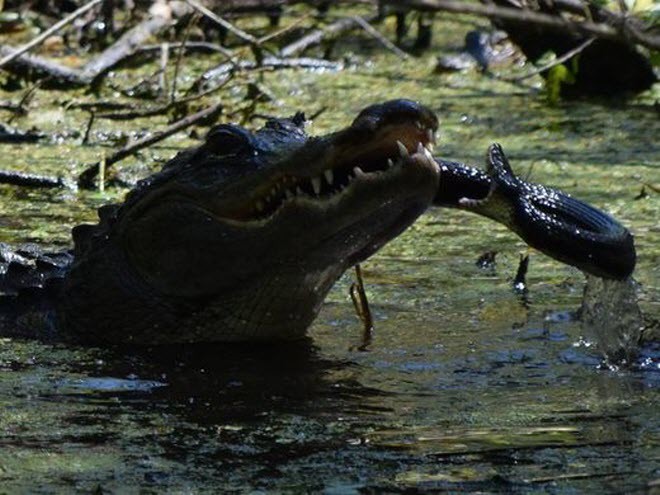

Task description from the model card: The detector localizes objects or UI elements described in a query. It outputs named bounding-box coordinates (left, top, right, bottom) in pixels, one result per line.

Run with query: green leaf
left=545, top=64, right=575, bottom=105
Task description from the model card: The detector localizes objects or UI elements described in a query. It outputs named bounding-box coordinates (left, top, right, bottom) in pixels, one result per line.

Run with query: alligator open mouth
left=225, top=119, right=438, bottom=222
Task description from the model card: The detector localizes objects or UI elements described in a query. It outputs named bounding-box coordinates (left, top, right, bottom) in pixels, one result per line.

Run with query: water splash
left=579, top=275, right=644, bottom=369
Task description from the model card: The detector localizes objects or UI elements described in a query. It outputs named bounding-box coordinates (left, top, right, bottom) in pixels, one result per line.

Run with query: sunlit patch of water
left=579, top=275, right=644, bottom=369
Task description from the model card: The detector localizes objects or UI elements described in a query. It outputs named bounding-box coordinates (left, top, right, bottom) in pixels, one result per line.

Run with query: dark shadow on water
left=57, top=338, right=386, bottom=425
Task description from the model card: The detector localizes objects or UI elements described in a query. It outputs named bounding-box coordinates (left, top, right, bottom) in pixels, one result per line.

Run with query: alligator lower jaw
left=219, top=140, right=438, bottom=227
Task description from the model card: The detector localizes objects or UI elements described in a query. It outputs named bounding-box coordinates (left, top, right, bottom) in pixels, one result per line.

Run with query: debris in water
left=350, top=264, right=373, bottom=351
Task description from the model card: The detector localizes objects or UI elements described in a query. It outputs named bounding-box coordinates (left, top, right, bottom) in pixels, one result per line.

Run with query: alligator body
left=0, top=100, right=635, bottom=345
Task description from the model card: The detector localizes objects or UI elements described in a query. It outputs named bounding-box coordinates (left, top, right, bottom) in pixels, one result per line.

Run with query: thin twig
left=352, top=15, right=410, bottom=59
left=159, top=42, right=169, bottom=99
left=7, top=80, right=43, bottom=123
left=139, top=41, right=233, bottom=57
left=185, top=0, right=259, bottom=45
left=256, top=12, right=313, bottom=44
left=82, top=111, right=96, bottom=145
left=77, top=102, right=223, bottom=188
left=171, top=12, right=200, bottom=101
left=96, top=74, right=234, bottom=120
left=350, top=264, right=374, bottom=351
left=0, top=0, right=103, bottom=69
left=500, top=37, right=596, bottom=82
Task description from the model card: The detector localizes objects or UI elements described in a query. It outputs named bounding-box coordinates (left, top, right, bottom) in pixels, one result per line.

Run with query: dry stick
left=352, top=15, right=410, bottom=59
left=6, top=80, right=43, bottom=123
left=188, top=14, right=316, bottom=92
left=159, top=42, right=170, bottom=98
left=350, top=264, right=374, bottom=351
left=82, top=111, right=96, bottom=144
left=96, top=73, right=235, bottom=120
left=0, top=0, right=103, bottom=69
left=171, top=12, right=201, bottom=102
left=185, top=0, right=259, bottom=45
left=0, top=45, right=88, bottom=85
left=77, top=102, right=223, bottom=189
left=81, top=10, right=175, bottom=82
left=194, top=56, right=341, bottom=93
left=280, top=13, right=379, bottom=57
left=0, top=3, right=178, bottom=86
left=256, top=12, right=313, bottom=44
left=393, top=0, right=660, bottom=50
left=499, top=36, right=596, bottom=83
left=139, top=41, right=232, bottom=57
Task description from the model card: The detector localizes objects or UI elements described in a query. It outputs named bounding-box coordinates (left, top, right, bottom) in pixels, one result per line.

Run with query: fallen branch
left=352, top=15, right=410, bottom=59
left=81, top=7, right=175, bottom=83
left=192, top=56, right=342, bottom=92
left=0, top=0, right=103, bottom=70
left=0, top=170, right=64, bottom=188
left=0, top=2, right=178, bottom=87
left=77, top=102, right=223, bottom=189
left=185, top=0, right=259, bottom=46
left=0, top=45, right=89, bottom=86
left=387, top=0, right=660, bottom=51
left=280, top=13, right=379, bottom=57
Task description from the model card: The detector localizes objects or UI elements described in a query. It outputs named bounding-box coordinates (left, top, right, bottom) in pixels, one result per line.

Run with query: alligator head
left=59, top=100, right=440, bottom=344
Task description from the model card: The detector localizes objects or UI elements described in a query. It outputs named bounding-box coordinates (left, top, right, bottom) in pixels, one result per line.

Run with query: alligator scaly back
left=0, top=243, right=73, bottom=339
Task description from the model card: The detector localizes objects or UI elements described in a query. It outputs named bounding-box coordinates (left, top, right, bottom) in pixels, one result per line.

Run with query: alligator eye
left=205, top=124, right=253, bottom=156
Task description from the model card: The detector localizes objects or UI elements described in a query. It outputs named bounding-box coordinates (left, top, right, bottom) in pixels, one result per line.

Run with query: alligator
left=0, top=100, right=635, bottom=345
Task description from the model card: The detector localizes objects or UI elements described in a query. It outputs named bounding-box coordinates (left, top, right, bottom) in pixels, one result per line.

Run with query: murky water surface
left=0, top=13, right=658, bottom=493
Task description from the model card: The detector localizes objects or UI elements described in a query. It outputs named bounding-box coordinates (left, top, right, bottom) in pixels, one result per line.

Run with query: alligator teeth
left=396, top=140, right=409, bottom=158
left=324, top=169, right=334, bottom=185
left=285, top=189, right=294, bottom=199
left=415, top=120, right=423, bottom=129
left=311, top=177, right=321, bottom=195
left=416, top=142, right=425, bottom=155
left=353, top=166, right=365, bottom=176
left=387, top=158, right=394, bottom=169
left=426, top=128, right=436, bottom=145
left=296, top=186, right=304, bottom=196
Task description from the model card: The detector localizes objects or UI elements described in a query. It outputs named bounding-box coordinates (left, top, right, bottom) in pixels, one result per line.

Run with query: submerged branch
left=0, top=170, right=64, bottom=188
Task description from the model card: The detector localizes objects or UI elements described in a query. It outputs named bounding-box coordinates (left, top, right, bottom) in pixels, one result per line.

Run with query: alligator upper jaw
left=218, top=118, right=439, bottom=224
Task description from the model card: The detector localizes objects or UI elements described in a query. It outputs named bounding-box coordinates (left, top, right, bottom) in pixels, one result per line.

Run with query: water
left=0, top=10, right=658, bottom=493
left=580, top=275, right=645, bottom=368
